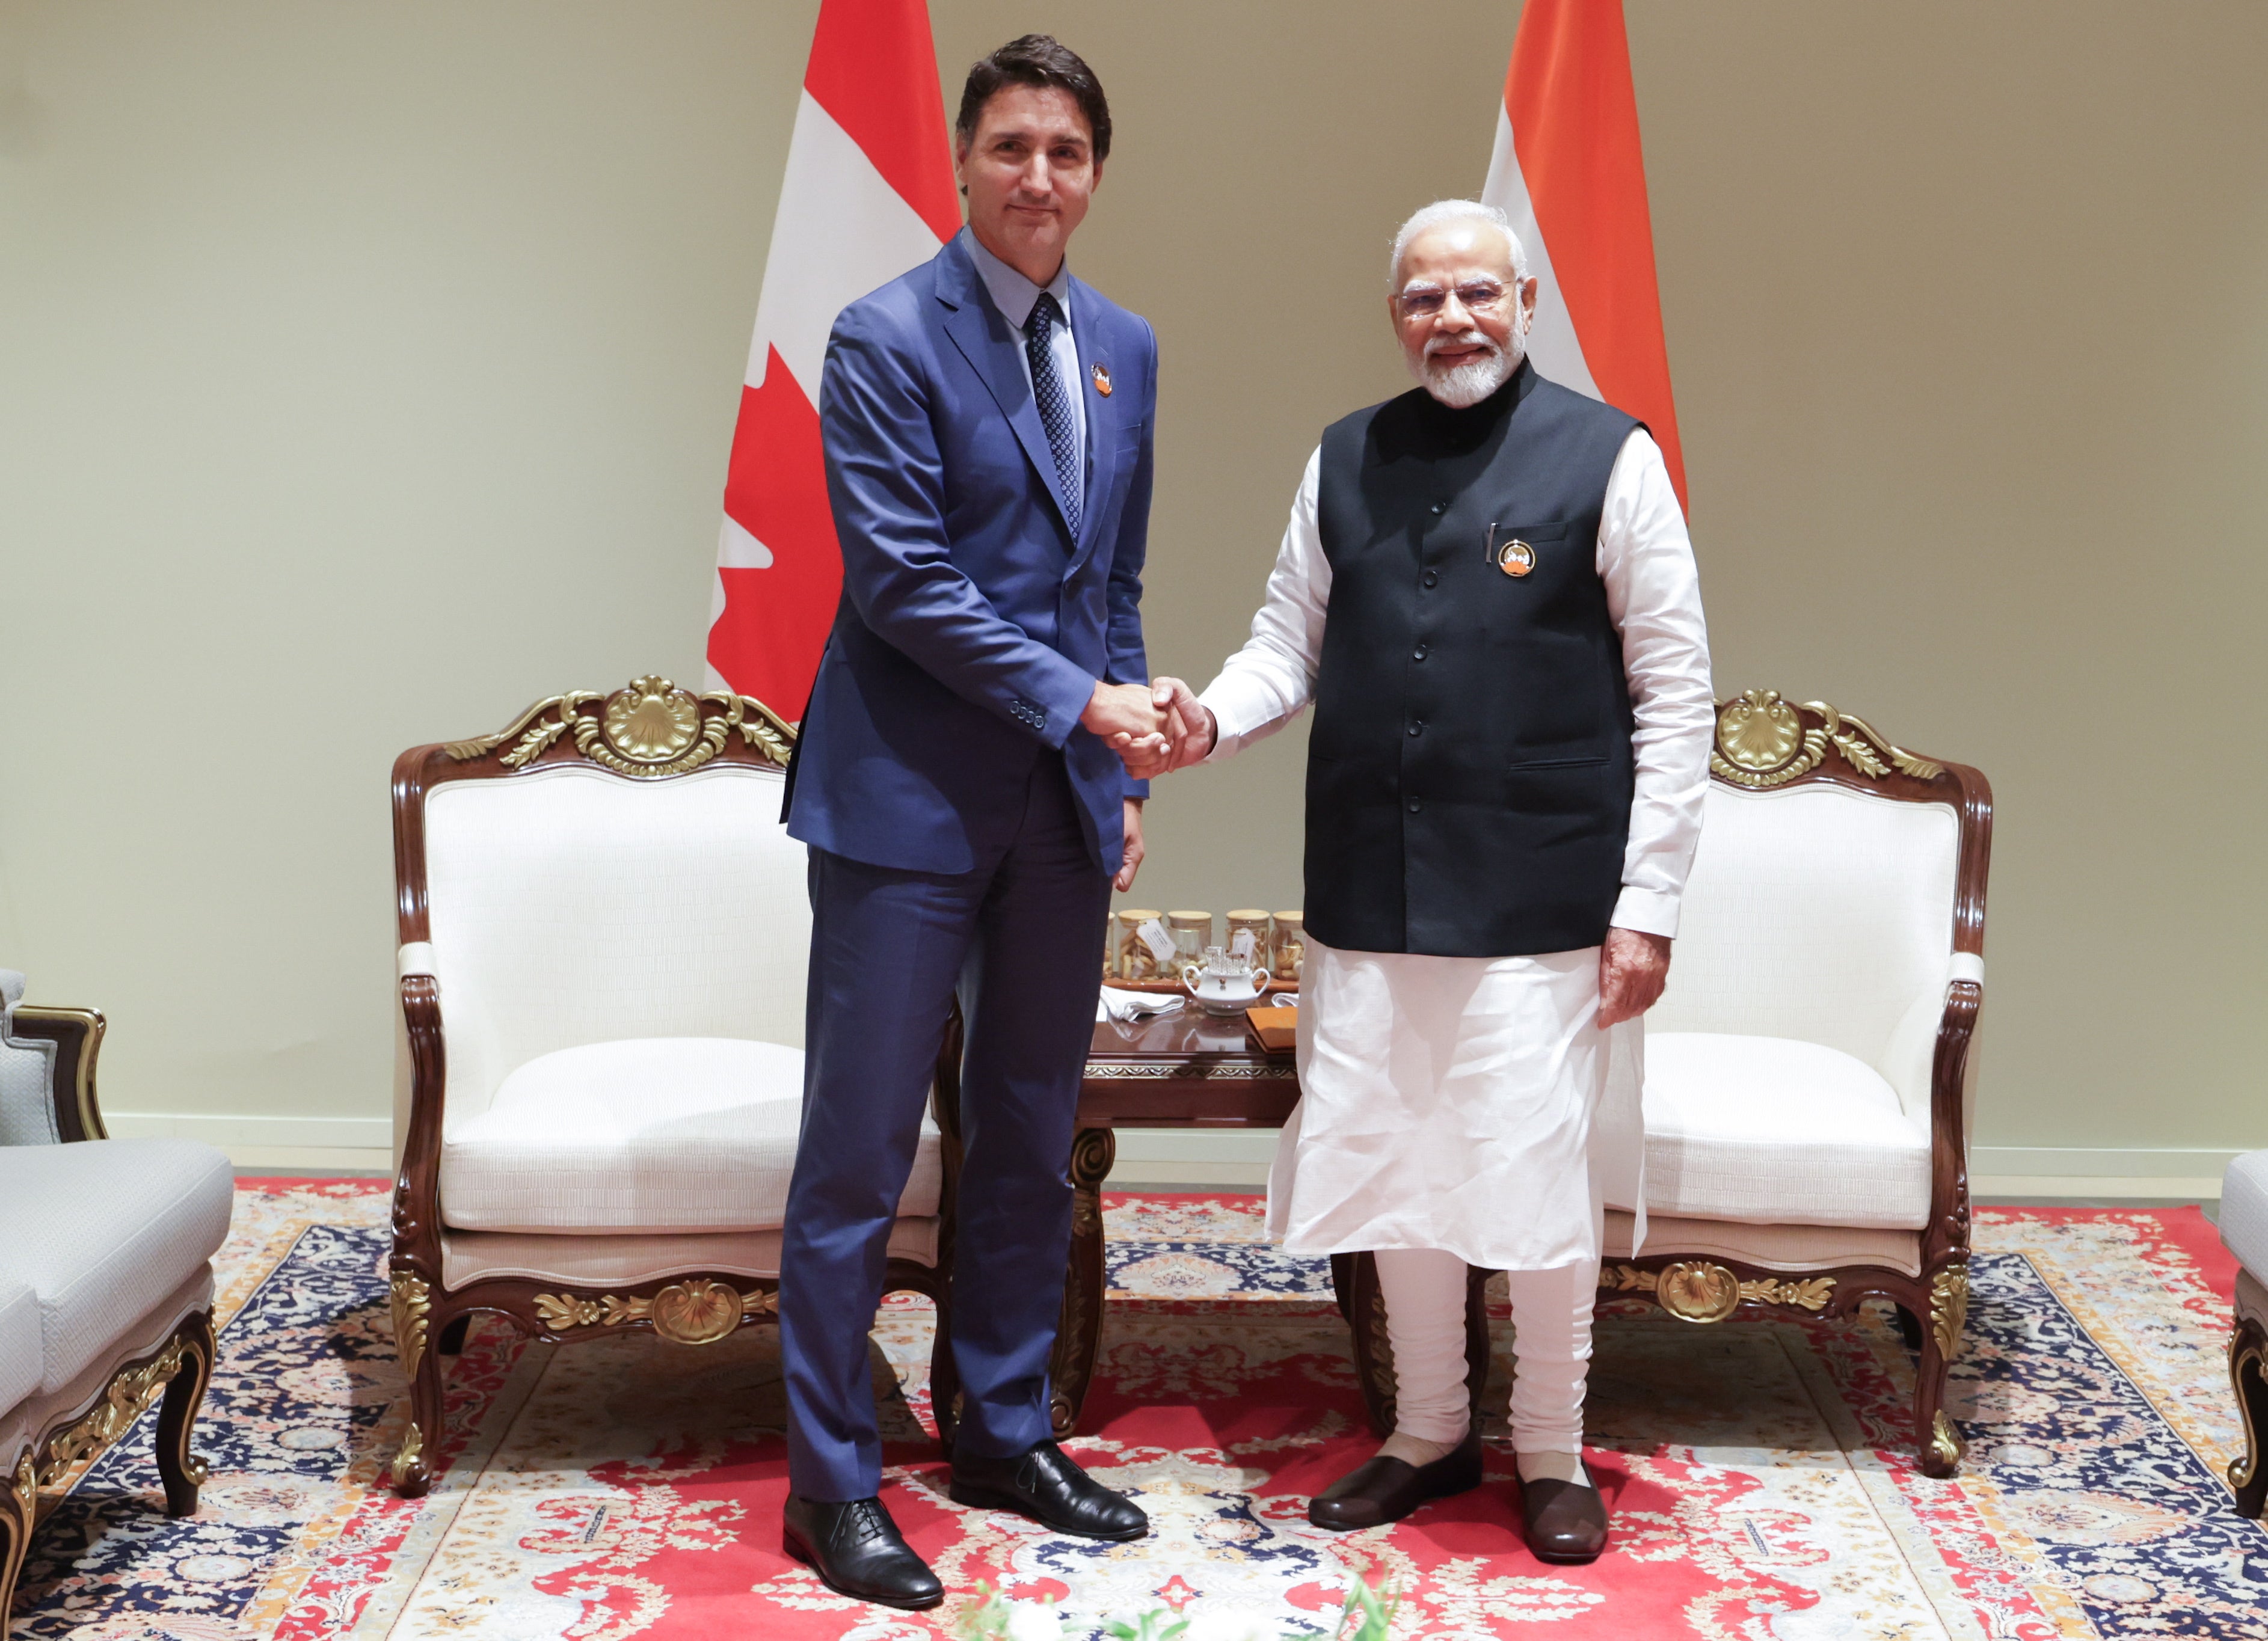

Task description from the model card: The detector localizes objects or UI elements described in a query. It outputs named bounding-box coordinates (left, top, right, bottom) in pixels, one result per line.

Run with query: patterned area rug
left=9, top=1185, right=2264, bottom=1639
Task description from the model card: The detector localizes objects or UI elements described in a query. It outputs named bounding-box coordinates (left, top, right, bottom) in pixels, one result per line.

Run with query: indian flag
left=1483, top=0, right=1688, bottom=508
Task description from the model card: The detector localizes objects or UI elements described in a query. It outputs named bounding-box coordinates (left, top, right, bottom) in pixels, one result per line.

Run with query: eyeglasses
left=1398, top=281, right=1511, bottom=319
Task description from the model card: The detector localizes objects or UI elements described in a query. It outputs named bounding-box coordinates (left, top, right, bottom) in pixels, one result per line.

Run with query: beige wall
left=3, top=2, right=2263, bottom=1169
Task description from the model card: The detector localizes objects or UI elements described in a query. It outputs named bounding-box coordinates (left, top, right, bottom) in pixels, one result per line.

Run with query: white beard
left=1413, top=311, right=1530, bottom=408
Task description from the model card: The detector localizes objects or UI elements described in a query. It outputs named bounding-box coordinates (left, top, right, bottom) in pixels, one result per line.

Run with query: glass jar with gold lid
left=1114, top=909, right=1164, bottom=982
left=1165, top=910, right=1214, bottom=968
left=1225, top=910, right=1271, bottom=968
left=1271, top=910, right=1306, bottom=983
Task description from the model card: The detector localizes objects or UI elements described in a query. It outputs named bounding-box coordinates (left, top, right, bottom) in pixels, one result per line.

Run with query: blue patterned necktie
left=1025, top=292, right=1081, bottom=536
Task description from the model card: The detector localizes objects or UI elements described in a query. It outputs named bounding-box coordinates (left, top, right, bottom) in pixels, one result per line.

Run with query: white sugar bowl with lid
left=1180, top=945, right=1274, bottom=1015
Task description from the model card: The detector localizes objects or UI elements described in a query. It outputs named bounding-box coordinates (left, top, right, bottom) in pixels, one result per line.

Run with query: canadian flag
left=1481, top=0, right=1687, bottom=509
left=704, top=0, right=961, bottom=714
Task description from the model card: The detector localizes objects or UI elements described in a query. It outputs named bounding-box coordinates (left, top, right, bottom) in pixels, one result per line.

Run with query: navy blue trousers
left=779, top=753, right=1111, bottom=1500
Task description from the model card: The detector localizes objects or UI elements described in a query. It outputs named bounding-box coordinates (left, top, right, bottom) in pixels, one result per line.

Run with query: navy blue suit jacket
left=782, top=229, right=1157, bottom=876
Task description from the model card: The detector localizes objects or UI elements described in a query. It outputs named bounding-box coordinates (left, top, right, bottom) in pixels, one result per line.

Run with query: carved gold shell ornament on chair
left=1710, top=689, right=1944, bottom=790
left=444, top=676, right=796, bottom=774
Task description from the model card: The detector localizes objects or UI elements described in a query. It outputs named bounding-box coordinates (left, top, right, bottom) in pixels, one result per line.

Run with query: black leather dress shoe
left=1308, top=1433, right=1483, bottom=1531
left=782, top=1494, right=943, bottom=1610
left=950, top=1440, right=1148, bottom=1541
left=1520, top=1476, right=1608, bottom=1563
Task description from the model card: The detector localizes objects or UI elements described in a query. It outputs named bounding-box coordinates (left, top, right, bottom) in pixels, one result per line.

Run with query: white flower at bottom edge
left=1181, top=1612, right=1286, bottom=1641
left=1000, top=1602, right=1068, bottom=1641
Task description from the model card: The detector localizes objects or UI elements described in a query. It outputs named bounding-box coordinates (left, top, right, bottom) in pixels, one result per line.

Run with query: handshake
left=1080, top=678, right=1215, bottom=779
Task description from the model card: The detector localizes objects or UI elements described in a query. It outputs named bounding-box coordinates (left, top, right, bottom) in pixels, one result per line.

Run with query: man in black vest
left=1135, top=200, right=1712, bottom=1561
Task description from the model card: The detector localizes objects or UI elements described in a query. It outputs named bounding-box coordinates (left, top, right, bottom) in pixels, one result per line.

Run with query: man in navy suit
left=776, top=35, right=1164, bottom=1609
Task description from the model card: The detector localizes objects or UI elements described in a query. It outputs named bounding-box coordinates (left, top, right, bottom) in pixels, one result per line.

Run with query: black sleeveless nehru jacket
left=1305, top=360, right=1641, bottom=958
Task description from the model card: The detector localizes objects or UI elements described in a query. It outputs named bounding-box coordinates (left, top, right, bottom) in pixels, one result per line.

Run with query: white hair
left=1388, top=199, right=1529, bottom=292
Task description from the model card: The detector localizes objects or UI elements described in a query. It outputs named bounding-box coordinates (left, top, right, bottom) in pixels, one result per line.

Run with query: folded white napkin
left=1097, top=985, right=1185, bottom=1023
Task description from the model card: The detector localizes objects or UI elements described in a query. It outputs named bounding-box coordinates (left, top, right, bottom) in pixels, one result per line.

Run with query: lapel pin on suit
left=1091, top=362, right=1112, bottom=397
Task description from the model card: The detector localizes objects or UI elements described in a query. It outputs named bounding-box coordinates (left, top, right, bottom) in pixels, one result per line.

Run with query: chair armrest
left=10, top=1004, right=108, bottom=1143
left=1922, top=978, right=1983, bottom=1269
left=392, top=973, right=447, bottom=1267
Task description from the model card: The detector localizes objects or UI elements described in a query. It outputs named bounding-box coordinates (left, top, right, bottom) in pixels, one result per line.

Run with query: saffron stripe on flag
left=1484, top=0, right=1687, bottom=509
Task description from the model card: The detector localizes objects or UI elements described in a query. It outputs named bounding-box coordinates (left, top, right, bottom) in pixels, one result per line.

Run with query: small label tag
left=1138, top=918, right=1177, bottom=967
left=1229, top=929, right=1258, bottom=962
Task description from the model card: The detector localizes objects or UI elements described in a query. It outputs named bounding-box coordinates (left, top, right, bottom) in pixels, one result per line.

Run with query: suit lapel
left=935, top=239, right=1078, bottom=541
left=1066, top=284, right=1120, bottom=578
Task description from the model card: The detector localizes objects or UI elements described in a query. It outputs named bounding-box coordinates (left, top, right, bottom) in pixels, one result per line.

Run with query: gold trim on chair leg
left=1916, top=1260, right=1970, bottom=1478
left=1, top=1448, right=34, bottom=1633
left=390, top=1266, right=447, bottom=1498
left=36, top=1331, right=197, bottom=1486
left=2230, top=1317, right=2268, bottom=1519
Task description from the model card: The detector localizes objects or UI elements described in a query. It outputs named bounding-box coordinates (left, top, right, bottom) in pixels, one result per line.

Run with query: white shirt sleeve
left=1599, top=430, right=1714, bottom=938
left=1197, top=446, right=1329, bottom=757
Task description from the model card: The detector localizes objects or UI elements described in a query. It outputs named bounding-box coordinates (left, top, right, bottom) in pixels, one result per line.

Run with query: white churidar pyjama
left=1377, top=1249, right=1597, bottom=1451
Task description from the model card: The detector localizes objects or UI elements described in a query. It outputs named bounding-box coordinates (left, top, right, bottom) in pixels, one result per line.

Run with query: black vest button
left=1407, top=720, right=1424, bottom=737
left=1413, top=645, right=1428, bottom=661
left=1407, top=800, right=1422, bottom=813
left=1421, top=571, right=1439, bottom=589
left=1428, top=501, right=1446, bottom=515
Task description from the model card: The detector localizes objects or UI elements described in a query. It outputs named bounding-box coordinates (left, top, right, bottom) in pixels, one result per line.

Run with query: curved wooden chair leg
left=1, top=1449, right=33, bottom=1634
left=2230, top=1317, right=2268, bottom=1519
left=1916, top=1263, right=1968, bottom=1478
left=389, top=1270, right=445, bottom=1499
left=1045, top=1128, right=1115, bottom=1441
left=154, top=1310, right=217, bottom=1518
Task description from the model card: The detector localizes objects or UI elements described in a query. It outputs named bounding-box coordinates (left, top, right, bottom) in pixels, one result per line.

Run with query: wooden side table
left=1045, top=1011, right=1300, bottom=1434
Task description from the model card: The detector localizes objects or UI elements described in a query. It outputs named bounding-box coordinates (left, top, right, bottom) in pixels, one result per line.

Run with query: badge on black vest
left=1487, top=523, right=1536, bottom=578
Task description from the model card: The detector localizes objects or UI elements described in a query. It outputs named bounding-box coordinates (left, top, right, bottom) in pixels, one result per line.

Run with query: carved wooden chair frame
left=2230, top=1271, right=2267, bottom=1518
left=1338, top=690, right=1993, bottom=1480
left=386, top=676, right=962, bottom=1498
left=2, top=1007, right=216, bottom=1624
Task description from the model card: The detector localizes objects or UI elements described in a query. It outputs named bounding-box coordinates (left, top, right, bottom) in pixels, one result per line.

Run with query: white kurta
left=1198, top=428, right=1712, bottom=1272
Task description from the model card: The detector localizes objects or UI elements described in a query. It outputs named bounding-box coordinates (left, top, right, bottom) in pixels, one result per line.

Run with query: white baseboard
left=94, top=1115, right=2247, bottom=1200
left=1106, top=1132, right=2241, bottom=1198
left=103, top=1112, right=394, bottom=1174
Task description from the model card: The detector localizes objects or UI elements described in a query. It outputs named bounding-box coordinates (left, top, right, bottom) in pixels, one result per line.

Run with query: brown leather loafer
left=1308, top=1433, right=1483, bottom=1531
left=1520, top=1476, right=1608, bottom=1563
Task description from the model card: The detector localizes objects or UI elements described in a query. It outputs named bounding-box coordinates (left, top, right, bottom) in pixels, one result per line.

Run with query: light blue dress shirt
left=965, top=232, right=1087, bottom=481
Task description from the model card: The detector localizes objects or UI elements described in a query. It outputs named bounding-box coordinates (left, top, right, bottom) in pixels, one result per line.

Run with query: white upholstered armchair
left=1599, top=690, right=1992, bottom=1477
left=386, top=677, right=956, bottom=1498
left=1, top=975, right=232, bottom=1625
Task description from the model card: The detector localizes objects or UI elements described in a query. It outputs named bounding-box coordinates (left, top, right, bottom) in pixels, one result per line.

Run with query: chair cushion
left=439, top=1037, right=944, bottom=1235
left=1640, top=1032, right=1932, bottom=1230
left=0, top=1139, right=234, bottom=1394
left=2221, top=1151, right=2268, bottom=1278
left=0, top=1281, right=40, bottom=1413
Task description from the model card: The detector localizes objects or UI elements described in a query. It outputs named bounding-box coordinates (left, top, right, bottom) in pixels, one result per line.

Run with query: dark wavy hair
left=955, top=34, right=1111, bottom=162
